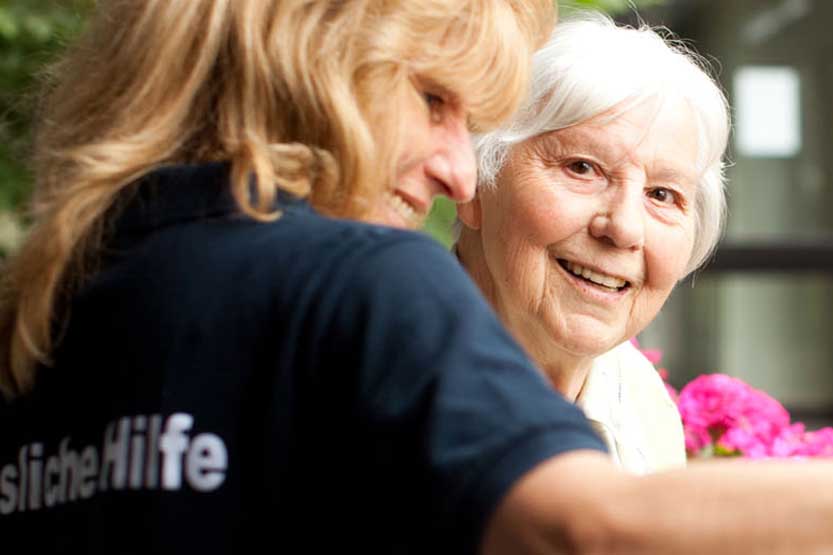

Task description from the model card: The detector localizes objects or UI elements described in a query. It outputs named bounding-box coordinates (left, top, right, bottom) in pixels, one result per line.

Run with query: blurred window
left=634, top=0, right=833, bottom=425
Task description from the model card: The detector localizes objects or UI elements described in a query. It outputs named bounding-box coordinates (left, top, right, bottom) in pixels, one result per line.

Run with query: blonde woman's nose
left=426, top=115, right=476, bottom=202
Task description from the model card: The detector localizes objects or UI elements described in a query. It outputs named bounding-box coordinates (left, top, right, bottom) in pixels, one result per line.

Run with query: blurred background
left=626, top=0, right=833, bottom=428
left=1, top=0, right=831, bottom=424
left=0, top=0, right=89, bottom=253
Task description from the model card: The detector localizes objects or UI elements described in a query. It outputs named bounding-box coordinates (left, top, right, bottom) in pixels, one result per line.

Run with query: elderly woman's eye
left=648, top=187, right=678, bottom=205
left=565, top=160, right=595, bottom=176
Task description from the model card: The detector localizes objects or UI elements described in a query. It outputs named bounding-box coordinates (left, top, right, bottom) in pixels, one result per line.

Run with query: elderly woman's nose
left=426, top=118, right=477, bottom=202
left=589, top=187, right=646, bottom=250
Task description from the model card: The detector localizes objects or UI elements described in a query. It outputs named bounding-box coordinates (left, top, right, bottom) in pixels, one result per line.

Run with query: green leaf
left=421, top=197, right=457, bottom=248
left=560, top=0, right=665, bottom=16
left=713, top=444, right=743, bottom=457
left=23, top=15, right=53, bottom=43
left=0, top=209, right=24, bottom=256
left=0, top=0, right=92, bottom=218
left=0, top=8, right=19, bottom=40
left=696, top=444, right=715, bottom=458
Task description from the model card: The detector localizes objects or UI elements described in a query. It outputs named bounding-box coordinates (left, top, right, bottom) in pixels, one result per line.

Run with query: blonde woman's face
left=459, top=98, right=699, bottom=359
left=366, top=80, right=476, bottom=230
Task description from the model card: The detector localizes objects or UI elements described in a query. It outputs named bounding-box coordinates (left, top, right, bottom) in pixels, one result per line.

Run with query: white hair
left=474, top=11, right=730, bottom=274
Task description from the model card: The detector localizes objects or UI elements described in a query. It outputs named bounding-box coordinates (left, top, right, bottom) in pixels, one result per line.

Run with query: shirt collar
left=113, top=162, right=309, bottom=237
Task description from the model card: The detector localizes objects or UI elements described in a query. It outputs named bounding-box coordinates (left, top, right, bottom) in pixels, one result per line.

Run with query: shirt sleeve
left=322, top=232, right=607, bottom=553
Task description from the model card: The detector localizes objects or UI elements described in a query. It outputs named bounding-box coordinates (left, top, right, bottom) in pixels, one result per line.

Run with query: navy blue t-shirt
left=0, top=163, right=604, bottom=553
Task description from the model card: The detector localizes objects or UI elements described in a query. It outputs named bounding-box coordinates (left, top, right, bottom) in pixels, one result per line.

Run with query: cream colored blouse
left=575, top=341, right=686, bottom=473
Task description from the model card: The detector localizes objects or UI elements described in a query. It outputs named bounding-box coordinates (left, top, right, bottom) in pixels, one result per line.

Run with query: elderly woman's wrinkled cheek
left=641, top=220, right=696, bottom=297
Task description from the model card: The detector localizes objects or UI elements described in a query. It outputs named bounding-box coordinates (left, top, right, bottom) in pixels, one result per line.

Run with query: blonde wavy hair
left=0, top=0, right=554, bottom=397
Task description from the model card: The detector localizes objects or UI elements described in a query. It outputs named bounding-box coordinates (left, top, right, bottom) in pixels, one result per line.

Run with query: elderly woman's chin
left=531, top=302, right=660, bottom=362
left=554, top=322, right=629, bottom=359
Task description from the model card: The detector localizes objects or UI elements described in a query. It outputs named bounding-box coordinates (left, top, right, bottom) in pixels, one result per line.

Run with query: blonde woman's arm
left=482, top=450, right=833, bottom=555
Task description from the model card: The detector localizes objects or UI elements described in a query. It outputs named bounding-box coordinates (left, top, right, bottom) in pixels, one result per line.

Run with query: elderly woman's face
left=460, top=99, right=698, bottom=358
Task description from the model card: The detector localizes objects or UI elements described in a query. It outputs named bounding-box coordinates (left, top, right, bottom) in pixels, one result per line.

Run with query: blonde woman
left=2, top=2, right=833, bottom=555
left=0, top=1, right=581, bottom=553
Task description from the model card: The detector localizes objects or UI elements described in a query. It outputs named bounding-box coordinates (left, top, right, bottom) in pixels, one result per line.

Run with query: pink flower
left=801, top=428, right=833, bottom=457
left=770, top=423, right=809, bottom=458
left=771, top=425, right=833, bottom=458
left=631, top=340, right=833, bottom=460
left=677, top=374, right=790, bottom=457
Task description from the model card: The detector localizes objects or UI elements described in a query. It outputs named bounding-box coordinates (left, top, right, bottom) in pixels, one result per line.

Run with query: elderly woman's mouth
left=557, top=259, right=630, bottom=291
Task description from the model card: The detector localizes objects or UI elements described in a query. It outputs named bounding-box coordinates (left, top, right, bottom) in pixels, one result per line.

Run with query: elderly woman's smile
left=458, top=97, right=698, bottom=379
left=555, top=257, right=631, bottom=293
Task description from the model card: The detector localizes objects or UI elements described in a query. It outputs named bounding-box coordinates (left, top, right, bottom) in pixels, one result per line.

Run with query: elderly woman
left=456, top=13, right=730, bottom=473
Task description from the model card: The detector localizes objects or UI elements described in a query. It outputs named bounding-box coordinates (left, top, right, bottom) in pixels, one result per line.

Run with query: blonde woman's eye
left=423, top=92, right=445, bottom=123
left=423, top=92, right=444, bottom=108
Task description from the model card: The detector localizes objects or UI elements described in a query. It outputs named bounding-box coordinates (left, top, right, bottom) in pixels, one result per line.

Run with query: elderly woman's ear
left=457, top=195, right=482, bottom=230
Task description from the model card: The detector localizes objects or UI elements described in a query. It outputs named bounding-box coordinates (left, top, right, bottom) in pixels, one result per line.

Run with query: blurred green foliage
left=559, top=0, right=665, bottom=15
left=0, top=0, right=90, bottom=254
